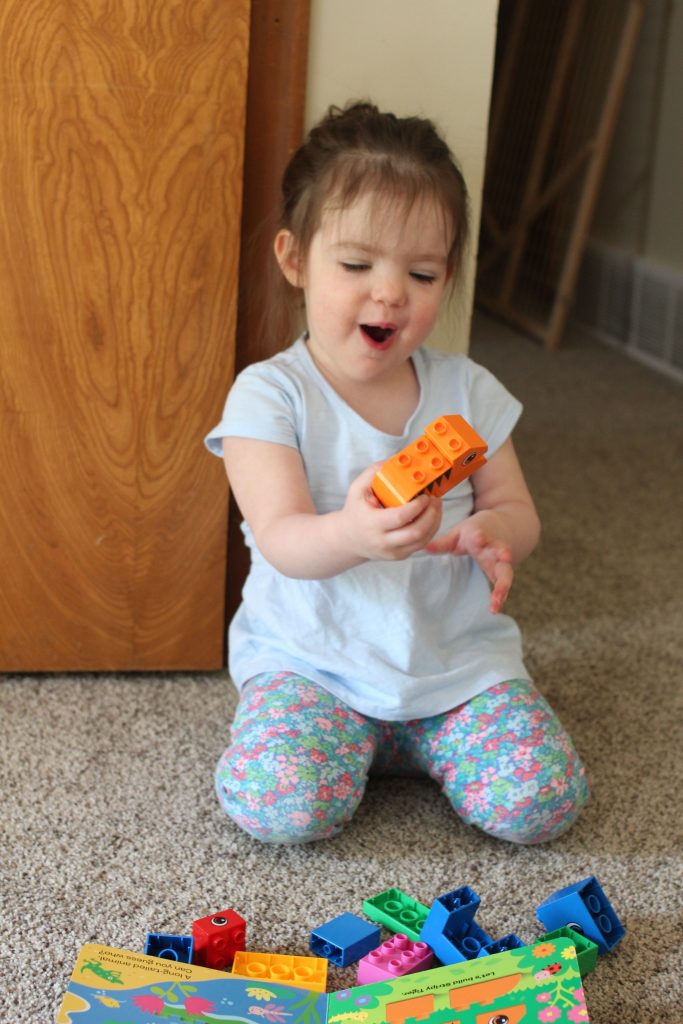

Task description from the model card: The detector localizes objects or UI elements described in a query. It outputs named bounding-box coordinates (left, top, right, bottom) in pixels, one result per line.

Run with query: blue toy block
left=421, top=916, right=492, bottom=965
left=145, top=932, right=194, bottom=963
left=477, top=933, right=525, bottom=957
left=536, top=876, right=625, bottom=954
left=310, top=913, right=380, bottom=967
left=420, top=887, right=480, bottom=941
left=419, top=886, right=486, bottom=964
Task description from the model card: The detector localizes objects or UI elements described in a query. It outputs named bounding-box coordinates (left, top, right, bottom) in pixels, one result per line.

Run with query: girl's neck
left=310, top=346, right=420, bottom=435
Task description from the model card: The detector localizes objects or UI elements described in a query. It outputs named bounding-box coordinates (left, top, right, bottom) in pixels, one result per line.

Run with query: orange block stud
left=371, top=415, right=488, bottom=508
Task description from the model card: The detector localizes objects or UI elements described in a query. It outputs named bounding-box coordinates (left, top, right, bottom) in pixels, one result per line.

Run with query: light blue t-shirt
left=205, top=336, right=530, bottom=720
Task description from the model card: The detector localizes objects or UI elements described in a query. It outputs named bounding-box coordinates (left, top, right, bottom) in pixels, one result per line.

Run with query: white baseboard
left=572, top=241, right=683, bottom=383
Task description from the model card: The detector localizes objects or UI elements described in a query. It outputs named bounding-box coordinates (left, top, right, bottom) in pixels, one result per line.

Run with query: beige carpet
left=2, top=314, right=682, bottom=1023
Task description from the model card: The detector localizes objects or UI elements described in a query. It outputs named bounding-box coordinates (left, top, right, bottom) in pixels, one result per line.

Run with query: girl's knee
left=482, top=788, right=589, bottom=845
left=431, top=679, right=590, bottom=845
left=214, top=673, right=377, bottom=842
left=214, top=763, right=362, bottom=844
left=459, top=756, right=590, bottom=845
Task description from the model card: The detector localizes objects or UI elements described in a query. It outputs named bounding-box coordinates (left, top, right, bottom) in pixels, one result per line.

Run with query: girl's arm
left=426, top=437, right=540, bottom=613
left=222, top=436, right=442, bottom=579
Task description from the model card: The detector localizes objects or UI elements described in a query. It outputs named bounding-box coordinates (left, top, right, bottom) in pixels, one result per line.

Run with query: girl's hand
left=340, top=464, right=443, bottom=563
left=426, top=511, right=514, bottom=613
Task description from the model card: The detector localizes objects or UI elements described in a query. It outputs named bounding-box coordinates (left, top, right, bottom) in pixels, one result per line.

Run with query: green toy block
left=363, top=889, right=430, bottom=943
left=539, top=926, right=599, bottom=977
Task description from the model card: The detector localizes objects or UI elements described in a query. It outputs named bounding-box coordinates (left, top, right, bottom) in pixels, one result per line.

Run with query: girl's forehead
left=319, top=190, right=452, bottom=251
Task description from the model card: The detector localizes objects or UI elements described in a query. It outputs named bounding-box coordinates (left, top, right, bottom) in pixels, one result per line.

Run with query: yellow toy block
left=232, top=950, right=328, bottom=992
left=371, top=415, right=488, bottom=507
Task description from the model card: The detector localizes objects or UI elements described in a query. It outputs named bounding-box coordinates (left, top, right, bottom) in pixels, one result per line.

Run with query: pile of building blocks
left=142, top=874, right=623, bottom=992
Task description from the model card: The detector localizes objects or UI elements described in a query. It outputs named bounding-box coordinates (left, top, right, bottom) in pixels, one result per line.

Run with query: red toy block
left=371, top=415, right=488, bottom=507
left=191, top=909, right=246, bottom=970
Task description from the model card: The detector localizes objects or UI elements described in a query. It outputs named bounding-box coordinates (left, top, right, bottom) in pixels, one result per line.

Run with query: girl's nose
left=371, top=270, right=407, bottom=307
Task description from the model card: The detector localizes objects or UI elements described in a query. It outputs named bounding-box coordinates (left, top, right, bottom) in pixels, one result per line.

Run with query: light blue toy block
left=536, top=876, right=625, bottom=954
left=477, top=933, right=525, bottom=957
left=145, top=932, right=194, bottom=963
left=310, top=913, right=380, bottom=967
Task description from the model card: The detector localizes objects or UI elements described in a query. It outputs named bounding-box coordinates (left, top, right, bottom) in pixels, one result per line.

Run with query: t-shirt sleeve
left=204, top=362, right=300, bottom=457
left=464, top=358, right=523, bottom=458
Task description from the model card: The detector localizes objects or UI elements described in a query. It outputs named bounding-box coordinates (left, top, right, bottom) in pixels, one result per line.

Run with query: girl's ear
left=274, top=230, right=303, bottom=287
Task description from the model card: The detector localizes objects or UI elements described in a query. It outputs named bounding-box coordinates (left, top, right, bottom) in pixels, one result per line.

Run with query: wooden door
left=0, top=1, right=249, bottom=670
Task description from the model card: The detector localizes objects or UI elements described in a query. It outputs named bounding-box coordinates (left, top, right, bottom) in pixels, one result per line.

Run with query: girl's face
left=276, top=190, right=453, bottom=394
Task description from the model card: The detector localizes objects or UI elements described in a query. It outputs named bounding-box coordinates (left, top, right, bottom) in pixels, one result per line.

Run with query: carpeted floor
left=2, top=314, right=682, bottom=1023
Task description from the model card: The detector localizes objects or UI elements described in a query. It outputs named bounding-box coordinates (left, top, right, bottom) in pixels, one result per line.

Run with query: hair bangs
left=321, top=153, right=459, bottom=265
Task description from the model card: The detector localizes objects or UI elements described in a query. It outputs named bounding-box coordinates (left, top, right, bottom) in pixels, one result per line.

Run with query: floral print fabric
left=215, top=673, right=588, bottom=844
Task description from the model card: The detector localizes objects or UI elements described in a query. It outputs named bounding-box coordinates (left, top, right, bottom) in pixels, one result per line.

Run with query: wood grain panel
left=0, top=0, right=250, bottom=669
left=227, top=0, right=310, bottom=625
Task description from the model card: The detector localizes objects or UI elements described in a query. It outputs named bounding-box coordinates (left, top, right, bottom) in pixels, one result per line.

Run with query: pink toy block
left=356, top=933, right=434, bottom=984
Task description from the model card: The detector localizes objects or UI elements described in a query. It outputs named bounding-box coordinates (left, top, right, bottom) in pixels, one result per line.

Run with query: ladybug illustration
left=545, top=962, right=562, bottom=974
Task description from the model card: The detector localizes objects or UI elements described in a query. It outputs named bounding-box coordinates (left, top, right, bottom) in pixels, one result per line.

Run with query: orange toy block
left=371, top=415, right=488, bottom=508
left=232, top=950, right=328, bottom=992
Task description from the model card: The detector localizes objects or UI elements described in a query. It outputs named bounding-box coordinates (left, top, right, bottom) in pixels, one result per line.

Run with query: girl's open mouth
left=361, top=324, right=396, bottom=344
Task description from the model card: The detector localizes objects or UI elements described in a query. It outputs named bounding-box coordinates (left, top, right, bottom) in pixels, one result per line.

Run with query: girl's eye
left=341, top=262, right=369, bottom=272
left=410, top=272, right=436, bottom=284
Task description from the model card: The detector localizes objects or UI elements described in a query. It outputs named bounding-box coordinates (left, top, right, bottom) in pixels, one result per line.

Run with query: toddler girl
left=205, top=102, right=589, bottom=845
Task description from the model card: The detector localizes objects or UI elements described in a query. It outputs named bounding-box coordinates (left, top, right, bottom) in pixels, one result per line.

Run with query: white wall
left=305, top=0, right=500, bottom=353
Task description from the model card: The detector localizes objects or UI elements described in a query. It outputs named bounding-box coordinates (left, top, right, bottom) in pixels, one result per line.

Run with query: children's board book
left=57, top=937, right=590, bottom=1024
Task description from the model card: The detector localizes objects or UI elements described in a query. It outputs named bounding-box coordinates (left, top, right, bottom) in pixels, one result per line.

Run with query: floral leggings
left=215, top=673, right=589, bottom=845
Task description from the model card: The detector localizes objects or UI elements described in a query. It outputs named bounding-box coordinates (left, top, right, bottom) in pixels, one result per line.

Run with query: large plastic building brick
left=421, top=886, right=481, bottom=937
left=420, top=887, right=492, bottom=964
left=536, top=876, right=624, bottom=954
left=145, top=933, right=194, bottom=963
left=310, top=912, right=380, bottom=967
left=371, top=415, right=488, bottom=508
left=192, top=908, right=246, bottom=970
left=357, top=933, right=434, bottom=984
left=539, top=927, right=599, bottom=977
left=363, top=889, right=430, bottom=942
left=232, top=951, right=328, bottom=992
left=425, top=919, right=493, bottom=964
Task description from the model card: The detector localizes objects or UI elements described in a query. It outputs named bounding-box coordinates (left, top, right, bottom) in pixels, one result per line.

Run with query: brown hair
left=266, top=101, right=470, bottom=348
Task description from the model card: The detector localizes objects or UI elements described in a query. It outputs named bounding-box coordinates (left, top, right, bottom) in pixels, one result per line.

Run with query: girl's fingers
left=489, top=560, right=514, bottom=613
left=425, top=528, right=460, bottom=554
